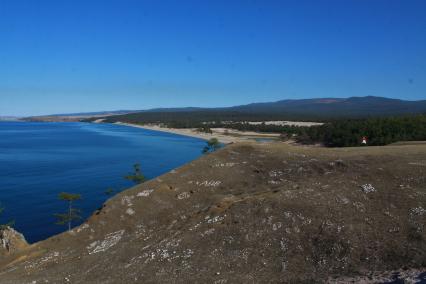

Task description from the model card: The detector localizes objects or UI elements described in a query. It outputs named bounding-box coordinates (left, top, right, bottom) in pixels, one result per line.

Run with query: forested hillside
left=299, top=115, right=426, bottom=147
left=98, top=96, right=426, bottom=126
left=96, top=96, right=426, bottom=148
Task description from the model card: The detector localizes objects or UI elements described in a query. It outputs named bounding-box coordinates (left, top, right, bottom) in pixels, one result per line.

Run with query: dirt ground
left=0, top=142, right=425, bottom=283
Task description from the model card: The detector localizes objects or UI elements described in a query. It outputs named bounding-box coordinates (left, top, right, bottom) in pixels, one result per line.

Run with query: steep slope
left=0, top=143, right=425, bottom=283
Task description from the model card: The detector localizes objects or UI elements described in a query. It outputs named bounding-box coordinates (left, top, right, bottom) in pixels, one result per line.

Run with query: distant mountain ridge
left=0, top=116, right=21, bottom=121
left=118, top=96, right=426, bottom=119
left=23, top=96, right=426, bottom=121
left=48, top=110, right=140, bottom=117
left=227, top=96, right=426, bottom=117
left=135, top=96, right=426, bottom=117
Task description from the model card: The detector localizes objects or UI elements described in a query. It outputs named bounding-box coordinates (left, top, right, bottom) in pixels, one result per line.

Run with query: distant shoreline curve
left=111, top=122, right=281, bottom=144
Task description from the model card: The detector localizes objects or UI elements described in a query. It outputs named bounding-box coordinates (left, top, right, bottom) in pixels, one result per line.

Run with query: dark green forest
left=98, top=111, right=426, bottom=147
left=298, top=115, right=426, bottom=147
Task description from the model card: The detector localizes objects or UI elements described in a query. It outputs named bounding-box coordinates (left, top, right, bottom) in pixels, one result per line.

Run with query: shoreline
left=113, top=122, right=281, bottom=144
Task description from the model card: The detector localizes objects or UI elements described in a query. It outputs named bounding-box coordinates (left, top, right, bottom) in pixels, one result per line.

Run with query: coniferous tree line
left=98, top=111, right=426, bottom=147
left=297, top=114, right=426, bottom=147
left=100, top=110, right=325, bottom=126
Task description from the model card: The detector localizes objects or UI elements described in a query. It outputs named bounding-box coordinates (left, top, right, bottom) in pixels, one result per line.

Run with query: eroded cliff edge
left=0, top=143, right=425, bottom=283
left=0, top=227, right=28, bottom=256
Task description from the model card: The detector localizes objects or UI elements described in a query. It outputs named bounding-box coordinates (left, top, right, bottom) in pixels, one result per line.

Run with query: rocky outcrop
left=0, top=142, right=425, bottom=283
left=0, top=226, right=28, bottom=255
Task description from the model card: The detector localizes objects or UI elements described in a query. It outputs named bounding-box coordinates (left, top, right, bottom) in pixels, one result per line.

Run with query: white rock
left=361, top=184, right=376, bottom=193
left=126, top=208, right=135, bottom=215
left=177, top=192, right=191, bottom=200
left=137, top=189, right=154, bottom=197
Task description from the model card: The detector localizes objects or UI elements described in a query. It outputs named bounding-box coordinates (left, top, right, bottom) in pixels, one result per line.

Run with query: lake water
left=0, top=122, right=205, bottom=243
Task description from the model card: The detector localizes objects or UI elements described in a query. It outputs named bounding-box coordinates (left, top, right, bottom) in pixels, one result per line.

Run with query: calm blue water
left=0, top=122, right=205, bottom=243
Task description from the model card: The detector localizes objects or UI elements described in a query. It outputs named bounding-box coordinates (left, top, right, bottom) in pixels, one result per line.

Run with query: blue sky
left=1, top=0, right=425, bottom=116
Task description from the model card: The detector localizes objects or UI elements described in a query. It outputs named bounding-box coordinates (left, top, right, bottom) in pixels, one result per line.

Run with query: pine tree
left=125, top=163, right=146, bottom=184
left=202, top=138, right=222, bottom=154
left=54, top=192, right=82, bottom=231
left=104, top=188, right=115, bottom=195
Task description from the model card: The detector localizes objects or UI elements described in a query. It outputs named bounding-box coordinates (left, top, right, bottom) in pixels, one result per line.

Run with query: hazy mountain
left=47, top=110, right=140, bottom=117
left=22, top=111, right=141, bottom=122
left=23, top=96, right=426, bottom=122
left=135, top=96, right=426, bottom=118
left=106, top=96, right=426, bottom=123
left=0, top=116, right=21, bottom=121
left=226, top=96, right=426, bottom=117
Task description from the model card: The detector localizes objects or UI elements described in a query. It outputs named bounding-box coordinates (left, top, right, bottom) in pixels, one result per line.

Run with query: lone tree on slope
left=104, top=187, right=115, bottom=195
left=125, top=163, right=146, bottom=185
left=203, top=138, right=222, bottom=154
left=54, top=192, right=82, bottom=231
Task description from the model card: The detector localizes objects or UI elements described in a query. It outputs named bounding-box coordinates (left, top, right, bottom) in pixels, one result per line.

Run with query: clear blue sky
left=1, top=0, right=425, bottom=116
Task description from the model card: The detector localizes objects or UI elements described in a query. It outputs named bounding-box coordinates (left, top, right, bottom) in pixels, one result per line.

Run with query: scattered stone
left=206, top=215, right=226, bottom=224
left=126, top=208, right=135, bottom=215
left=213, top=162, right=237, bottom=168
left=121, top=195, right=135, bottom=206
left=137, top=189, right=154, bottom=197
left=196, top=180, right=222, bottom=187
left=0, top=143, right=425, bottom=283
left=269, top=170, right=283, bottom=177
left=87, top=230, right=125, bottom=255
left=410, top=207, right=425, bottom=216
left=177, top=192, right=191, bottom=200
left=361, top=183, right=376, bottom=193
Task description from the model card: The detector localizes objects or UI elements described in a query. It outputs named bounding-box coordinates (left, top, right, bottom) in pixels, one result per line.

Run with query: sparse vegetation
left=125, top=163, right=146, bottom=184
left=196, top=126, right=212, bottom=134
left=202, top=138, right=222, bottom=154
left=54, top=192, right=82, bottom=231
left=104, top=188, right=115, bottom=195
left=279, top=133, right=290, bottom=142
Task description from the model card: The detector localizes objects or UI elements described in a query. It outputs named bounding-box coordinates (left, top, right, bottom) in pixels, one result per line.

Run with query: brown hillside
left=0, top=143, right=425, bottom=283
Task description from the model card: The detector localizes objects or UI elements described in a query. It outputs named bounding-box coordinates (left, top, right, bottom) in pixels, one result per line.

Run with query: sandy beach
left=114, top=122, right=281, bottom=144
